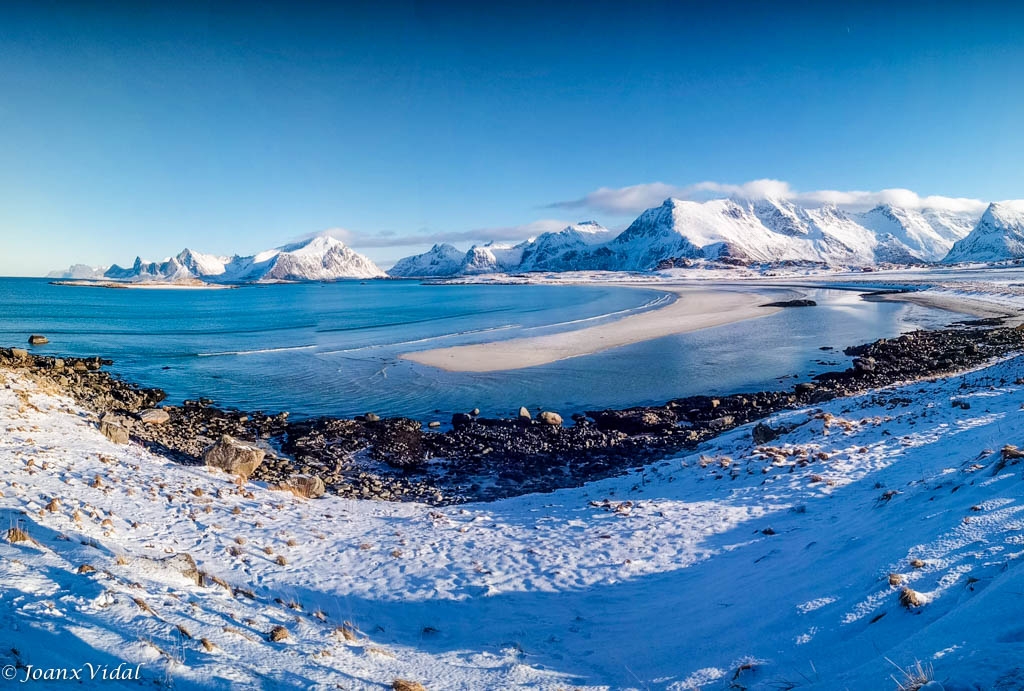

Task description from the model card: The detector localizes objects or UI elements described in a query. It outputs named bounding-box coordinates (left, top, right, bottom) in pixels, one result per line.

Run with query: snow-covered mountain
left=387, top=243, right=466, bottom=277
left=388, top=223, right=615, bottom=278
left=943, top=201, right=1024, bottom=263
left=388, top=198, right=983, bottom=276
left=46, top=264, right=107, bottom=279
left=101, top=235, right=385, bottom=284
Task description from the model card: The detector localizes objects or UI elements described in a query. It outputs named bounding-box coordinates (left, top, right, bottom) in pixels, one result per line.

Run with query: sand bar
left=871, top=291, right=1024, bottom=324
left=401, top=287, right=783, bottom=372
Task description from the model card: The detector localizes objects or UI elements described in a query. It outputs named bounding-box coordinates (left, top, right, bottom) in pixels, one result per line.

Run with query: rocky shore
left=4, top=320, right=1024, bottom=504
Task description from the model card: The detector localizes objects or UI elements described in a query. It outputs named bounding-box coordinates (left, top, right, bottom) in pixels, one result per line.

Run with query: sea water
left=0, top=278, right=955, bottom=420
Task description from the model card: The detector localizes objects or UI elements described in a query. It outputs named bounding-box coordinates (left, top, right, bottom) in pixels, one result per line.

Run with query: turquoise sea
left=0, top=279, right=955, bottom=420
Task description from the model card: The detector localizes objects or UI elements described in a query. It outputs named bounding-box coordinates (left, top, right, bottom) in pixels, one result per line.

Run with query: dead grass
left=899, top=587, right=926, bottom=609
left=888, top=658, right=934, bottom=691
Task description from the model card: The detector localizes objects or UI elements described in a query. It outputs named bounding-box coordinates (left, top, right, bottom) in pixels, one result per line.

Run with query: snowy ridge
left=389, top=198, right=986, bottom=276
left=101, top=235, right=385, bottom=284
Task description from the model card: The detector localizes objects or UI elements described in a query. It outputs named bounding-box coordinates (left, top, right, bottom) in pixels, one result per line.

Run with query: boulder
left=364, top=412, right=381, bottom=423
left=538, top=411, right=563, bottom=426
left=138, top=408, right=171, bottom=425
left=752, top=422, right=779, bottom=445
left=587, top=407, right=676, bottom=434
left=708, top=415, right=736, bottom=431
left=451, top=413, right=472, bottom=427
left=272, top=475, right=326, bottom=499
left=100, top=414, right=130, bottom=445
left=10, top=348, right=28, bottom=360
left=853, top=357, right=876, bottom=373
left=517, top=406, right=532, bottom=422
left=28, top=334, right=49, bottom=345
left=203, top=435, right=265, bottom=480
left=427, top=421, right=441, bottom=428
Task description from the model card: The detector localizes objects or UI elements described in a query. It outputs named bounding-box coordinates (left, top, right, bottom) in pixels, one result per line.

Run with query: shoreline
left=5, top=319, right=1024, bottom=504
left=401, top=286, right=785, bottom=372
left=870, top=290, right=1024, bottom=323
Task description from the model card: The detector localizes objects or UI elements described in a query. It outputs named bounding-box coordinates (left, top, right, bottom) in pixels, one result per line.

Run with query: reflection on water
left=0, top=279, right=954, bottom=420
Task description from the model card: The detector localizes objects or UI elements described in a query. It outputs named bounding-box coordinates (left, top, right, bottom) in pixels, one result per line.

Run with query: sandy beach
left=401, top=286, right=783, bottom=372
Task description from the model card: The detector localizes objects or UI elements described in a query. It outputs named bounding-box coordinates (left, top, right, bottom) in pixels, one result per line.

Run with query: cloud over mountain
left=550, top=179, right=989, bottom=216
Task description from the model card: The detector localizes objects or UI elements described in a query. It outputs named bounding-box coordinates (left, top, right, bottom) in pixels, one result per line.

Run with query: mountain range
left=388, top=197, right=1003, bottom=276
left=49, top=197, right=1024, bottom=283
left=51, top=235, right=385, bottom=283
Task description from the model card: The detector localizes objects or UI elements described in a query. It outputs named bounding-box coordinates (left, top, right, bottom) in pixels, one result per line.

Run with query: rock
left=28, top=334, right=49, bottom=345
left=392, top=681, right=427, bottom=691
left=587, top=407, right=676, bottom=434
left=470, top=408, right=480, bottom=416
left=451, top=413, right=472, bottom=428
left=100, top=414, right=130, bottom=445
left=517, top=406, right=532, bottom=422
left=138, top=408, right=171, bottom=425
left=761, top=299, right=817, bottom=308
left=708, top=415, right=736, bottom=431
left=364, top=412, right=381, bottom=422
left=203, top=435, right=265, bottom=480
left=272, top=475, right=326, bottom=499
left=537, top=411, right=563, bottom=426
left=752, top=421, right=779, bottom=445
left=795, top=382, right=817, bottom=395
left=427, top=421, right=441, bottom=428
left=853, top=356, right=876, bottom=373
left=10, top=348, right=28, bottom=360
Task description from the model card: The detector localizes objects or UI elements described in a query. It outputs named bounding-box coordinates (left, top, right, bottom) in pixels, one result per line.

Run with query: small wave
left=318, top=324, right=520, bottom=355
left=315, top=307, right=515, bottom=334
left=196, top=345, right=318, bottom=357
left=520, top=293, right=674, bottom=331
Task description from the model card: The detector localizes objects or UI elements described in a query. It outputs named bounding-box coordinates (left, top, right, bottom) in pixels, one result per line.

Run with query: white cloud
left=550, top=179, right=989, bottom=215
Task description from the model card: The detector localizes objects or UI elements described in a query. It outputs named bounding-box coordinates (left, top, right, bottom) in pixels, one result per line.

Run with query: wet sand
left=400, top=287, right=783, bottom=372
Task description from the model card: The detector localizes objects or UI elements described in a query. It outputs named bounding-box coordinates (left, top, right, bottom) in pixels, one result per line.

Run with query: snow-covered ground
left=4, top=349, right=1024, bottom=688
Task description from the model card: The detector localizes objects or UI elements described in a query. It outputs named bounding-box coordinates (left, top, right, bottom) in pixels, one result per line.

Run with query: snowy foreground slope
left=3, top=362, right=1024, bottom=689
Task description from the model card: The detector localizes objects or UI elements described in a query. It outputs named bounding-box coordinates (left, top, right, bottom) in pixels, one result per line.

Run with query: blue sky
left=2, top=1, right=1023, bottom=275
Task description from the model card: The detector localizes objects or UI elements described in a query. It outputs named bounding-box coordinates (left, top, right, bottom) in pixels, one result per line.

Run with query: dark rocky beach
left=4, top=318, right=1024, bottom=504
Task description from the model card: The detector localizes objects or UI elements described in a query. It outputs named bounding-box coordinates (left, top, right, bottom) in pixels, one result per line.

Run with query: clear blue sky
left=2, top=1, right=1023, bottom=275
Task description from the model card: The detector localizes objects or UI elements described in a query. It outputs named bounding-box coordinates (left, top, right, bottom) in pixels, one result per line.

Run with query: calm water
left=0, top=278, right=955, bottom=421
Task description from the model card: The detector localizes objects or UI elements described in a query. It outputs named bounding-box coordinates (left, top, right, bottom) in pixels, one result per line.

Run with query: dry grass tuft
left=392, top=680, right=428, bottom=691
left=6, top=526, right=32, bottom=543
left=898, top=587, right=926, bottom=609
left=889, top=658, right=934, bottom=691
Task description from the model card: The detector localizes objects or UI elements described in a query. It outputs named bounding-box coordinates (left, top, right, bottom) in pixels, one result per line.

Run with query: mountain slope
left=944, top=201, right=1024, bottom=263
